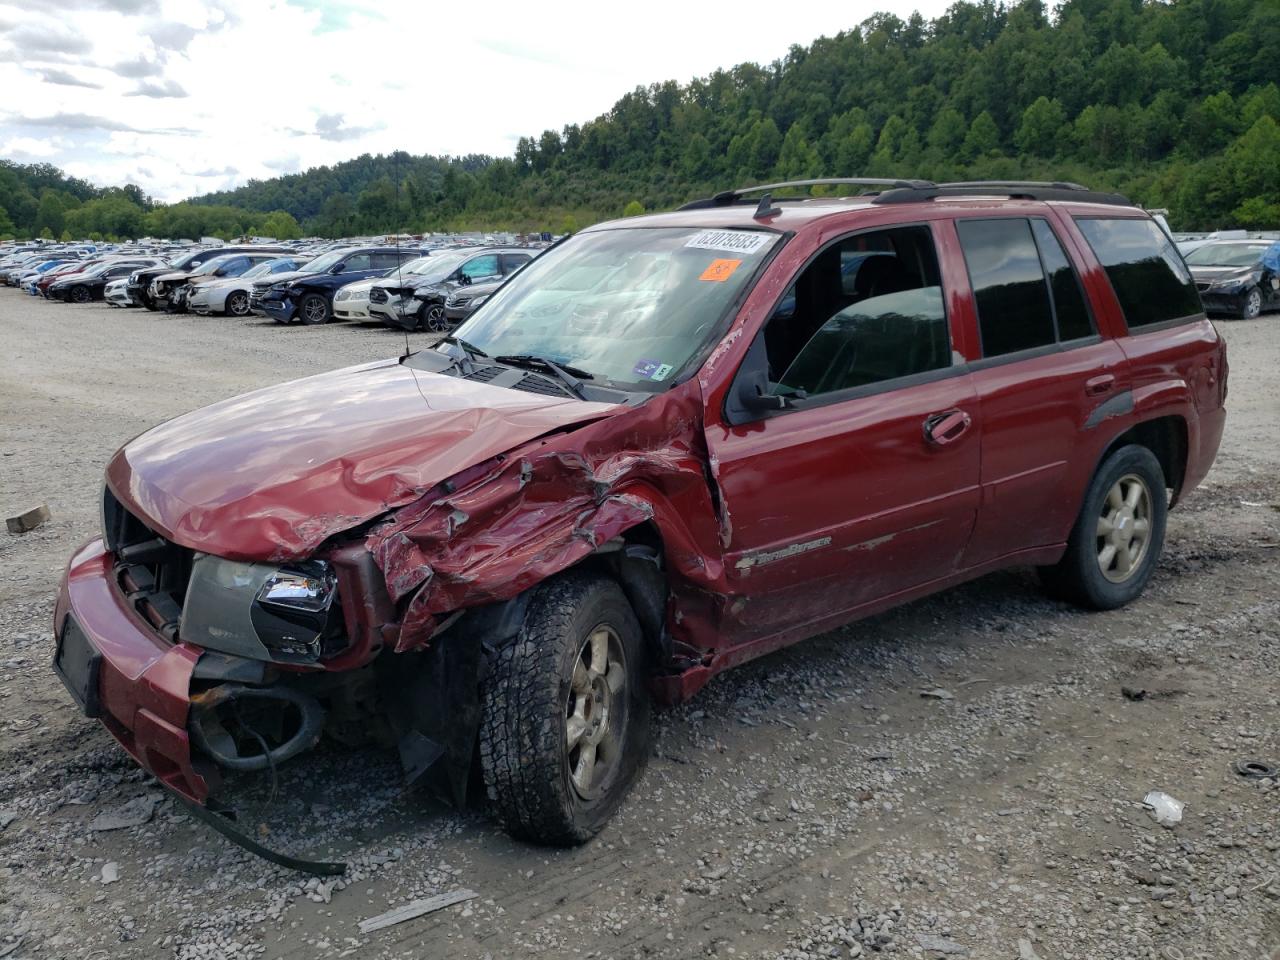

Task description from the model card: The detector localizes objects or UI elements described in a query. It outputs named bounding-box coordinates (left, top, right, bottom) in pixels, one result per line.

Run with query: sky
left=0, top=0, right=952, bottom=204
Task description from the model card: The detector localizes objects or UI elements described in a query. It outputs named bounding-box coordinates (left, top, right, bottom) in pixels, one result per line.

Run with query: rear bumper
left=54, top=538, right=214, bottom=804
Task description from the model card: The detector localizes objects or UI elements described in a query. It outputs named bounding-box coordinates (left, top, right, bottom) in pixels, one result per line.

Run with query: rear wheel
left=70, top=285, right=91, bottom=304
left=1039, top=444, right=1167, bottom=610
left=1240, top=287, right=1262, bottom=320
left=299, top=292, right=330, bottom=325
left=225, top=291, right=250, bottom=317
left=480, top=573, right=651, bottom=845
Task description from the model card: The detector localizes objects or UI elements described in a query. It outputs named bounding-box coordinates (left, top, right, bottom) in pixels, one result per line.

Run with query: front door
left=705, top=223, right=981, bottom=643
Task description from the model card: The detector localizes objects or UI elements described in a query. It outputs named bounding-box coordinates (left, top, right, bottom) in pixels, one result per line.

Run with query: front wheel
left=1240, top=286, right=1263, bottom=320
left=225, top=291, right=250, bottom=317
left=421, top=303, right=448, bottom=332
left=480, top=573, right=651, bottom=845
left=299, top=292, right=331, bottom=325
left=1039, top=444, right=1167, bottom=610
left=70, top=285, right=91, bottom=304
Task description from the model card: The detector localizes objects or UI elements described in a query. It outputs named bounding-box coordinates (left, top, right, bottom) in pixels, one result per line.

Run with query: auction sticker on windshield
left=699, top=259, right=742, bottom=282
left=685, top=230, right=772, bottom=255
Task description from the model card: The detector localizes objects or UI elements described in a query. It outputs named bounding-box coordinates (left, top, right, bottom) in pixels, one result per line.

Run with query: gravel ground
left=0, top=295, right=1277, bottom=960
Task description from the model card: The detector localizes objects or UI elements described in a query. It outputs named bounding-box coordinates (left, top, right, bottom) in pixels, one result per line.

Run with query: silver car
left=188, top=257, right=304, bottom=316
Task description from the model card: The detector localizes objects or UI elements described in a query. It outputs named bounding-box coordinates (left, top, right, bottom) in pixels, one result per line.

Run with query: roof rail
left=679, top=178, right=934, bottom=210
left=872, top=180, right=1132, bottom=206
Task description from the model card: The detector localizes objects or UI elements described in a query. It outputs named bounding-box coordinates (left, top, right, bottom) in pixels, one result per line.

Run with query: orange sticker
left=700, top=258, right=742, bottom=282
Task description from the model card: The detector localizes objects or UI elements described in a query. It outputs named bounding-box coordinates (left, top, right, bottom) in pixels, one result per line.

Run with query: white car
left=104, top=278, right=134, bottom=307
left=189, top=256, right=303, bottom=316
left=332, top=276, right=381, bottom=321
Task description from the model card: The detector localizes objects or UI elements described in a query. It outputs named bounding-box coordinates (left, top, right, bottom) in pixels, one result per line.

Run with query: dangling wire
left=394, top=150, right=410, bottom=361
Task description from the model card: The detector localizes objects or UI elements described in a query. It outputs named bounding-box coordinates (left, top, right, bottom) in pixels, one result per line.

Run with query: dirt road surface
left=1, top=295, right=1277, bottom=960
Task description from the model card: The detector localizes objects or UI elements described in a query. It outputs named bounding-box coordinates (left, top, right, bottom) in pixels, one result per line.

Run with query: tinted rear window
left=1030, top=219, right=1094, bottom=342
left=1074, top=218, right=1201, bottom=328
left=956, top=218, right=1056, bottom=357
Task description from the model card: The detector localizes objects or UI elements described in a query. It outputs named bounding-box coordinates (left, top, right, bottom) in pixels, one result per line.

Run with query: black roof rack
left=872, top=180, right=1132, bottom=206
left=679, top=177, right=1133, bottom=211
left=678, top=178, right=933, bottom=210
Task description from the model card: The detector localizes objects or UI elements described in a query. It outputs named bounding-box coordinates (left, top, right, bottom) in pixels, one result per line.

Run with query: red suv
left=53, top=179, right=1226, bottom=854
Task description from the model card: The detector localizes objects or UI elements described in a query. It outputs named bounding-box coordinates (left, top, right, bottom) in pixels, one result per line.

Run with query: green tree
left=1014, top=97, right=1067, bottom=156
left=622, top=200, right=645, bottom=217
left=560, top=214, right=578, bottom=235
left=776, top=122, right=820, bottom=179
left=962, top=111, right=1001, bottom=161
left=262, top=210, right=302, bottom=239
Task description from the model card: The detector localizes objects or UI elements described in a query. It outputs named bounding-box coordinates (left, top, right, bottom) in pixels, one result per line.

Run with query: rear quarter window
left=1074, top=217, right=1201, bottom=329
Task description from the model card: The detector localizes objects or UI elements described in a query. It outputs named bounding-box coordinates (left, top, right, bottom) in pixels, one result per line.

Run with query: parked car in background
left=128, top=246, right=288, bottom=311
left=1185, top=239, right=1280, bottom=319
left=442, top=271, right=517, bottom=324
left=104, top=277, right=134, bottom=308
left=369, top=247, right=536, bottom=331
left=32, top=260, right=98, bottom=296
left=255, top=247, right=418, bottom=324
left=189, top=256, right=305, bottom=317
left=163, top=252, right=290, bottom=313
left=47, top=258, right=162, bottom=303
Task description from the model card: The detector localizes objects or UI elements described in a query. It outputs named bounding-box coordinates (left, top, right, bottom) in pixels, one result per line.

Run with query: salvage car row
left=0, top=237, right=546, bottom=332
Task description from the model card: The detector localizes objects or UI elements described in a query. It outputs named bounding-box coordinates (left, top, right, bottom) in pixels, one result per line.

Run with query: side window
left=461, top=254, right=500, bottom=281
left=956, top=218, right=1056, bottom=357
left=270, top=260, right=294, bottom=274
left=341, top=253, right=372, bottom=271
left=1074, top=217, right=1201, bottom=328
left=221, top=257, right=249, bottom=275
left=763, top=225, right=951, bottom=398
left=1030, top=220, right=1094, bottom=342
left=502, top=253, right=531, bottom=274
left=370, top=252, right=403, bottom=269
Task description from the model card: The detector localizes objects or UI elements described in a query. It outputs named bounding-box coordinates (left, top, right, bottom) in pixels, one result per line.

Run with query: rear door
left=950, top=215, right=1130, bottom=567
left=706, top=223, right=981, bottom=642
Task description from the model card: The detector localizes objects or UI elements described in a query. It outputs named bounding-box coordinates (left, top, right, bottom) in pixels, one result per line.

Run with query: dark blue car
left=255, top=247, right=419, bottom=324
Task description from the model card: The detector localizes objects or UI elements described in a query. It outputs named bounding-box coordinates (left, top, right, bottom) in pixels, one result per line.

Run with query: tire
left=421, top=302, right=448, bottom=332
left=70, top=285, right=91, bottom=304
left=1039, top=444, right=1168, bottom=610
left=1240, top=287, right=1262, bottom=320
left=225, top=290, right=250, bottom=317
left=299, top=292, right=331, bottom=325
left=480, top=572, right=651, bottom=845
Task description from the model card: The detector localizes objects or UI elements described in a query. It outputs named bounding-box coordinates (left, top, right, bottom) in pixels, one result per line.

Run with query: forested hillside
left=3, top=0, right=1278, bottom=240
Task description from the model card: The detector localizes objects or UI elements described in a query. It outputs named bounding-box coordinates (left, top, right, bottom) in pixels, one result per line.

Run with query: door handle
left=923, top=409, right=972, bottom=446
left=1085, top=374, right=1115, bottom=396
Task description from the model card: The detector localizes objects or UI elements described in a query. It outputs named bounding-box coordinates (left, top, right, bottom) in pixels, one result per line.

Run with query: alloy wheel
left=227, top=292, right=249, bottom=316
left=1243, top=288, right=1262, bottom=320
left=303, top=298, right=328, bottom=323
left=424, top=304, right=448, bottom=332
left=565, top=625, right=627, bottom=799
left=1096, top=473, right=1153, bottom=583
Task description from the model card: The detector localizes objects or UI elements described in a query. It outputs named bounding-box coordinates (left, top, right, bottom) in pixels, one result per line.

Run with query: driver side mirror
left=329, top=263, right=346, bottom=274
left=458, top=273, right=473, bottom=286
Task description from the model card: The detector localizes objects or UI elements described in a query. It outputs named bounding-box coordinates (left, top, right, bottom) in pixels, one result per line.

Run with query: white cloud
left=0, top=136, right=63, bottom=158
left=0, top=0, right=955, bottom=202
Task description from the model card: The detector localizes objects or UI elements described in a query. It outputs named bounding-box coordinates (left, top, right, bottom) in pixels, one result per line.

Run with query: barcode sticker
left=684, top=230, right=771, bottom=255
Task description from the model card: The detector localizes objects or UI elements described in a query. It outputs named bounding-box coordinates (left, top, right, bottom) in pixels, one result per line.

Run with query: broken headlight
left=180, top=556, right=345, bottom=664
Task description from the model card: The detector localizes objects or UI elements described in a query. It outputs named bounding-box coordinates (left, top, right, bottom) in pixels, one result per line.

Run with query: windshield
left=1184, top=243, right=1268, bottom=267
left=298, top=250, right=350, bottom=274
left=403, top=252, right=467, bottom=284
left=190, top=256, right=238, bottom=276
left=445, top=227, right=780, bottom=389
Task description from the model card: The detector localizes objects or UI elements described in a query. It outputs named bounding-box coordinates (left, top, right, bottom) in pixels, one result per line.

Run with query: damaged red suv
left=54, top=179, right=1226, bottom=850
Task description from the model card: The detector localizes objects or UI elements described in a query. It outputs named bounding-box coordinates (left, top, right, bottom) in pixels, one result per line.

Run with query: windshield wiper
left=495, top=354, right=593, bottom=399
left=441, top=335, right=489, bottom=360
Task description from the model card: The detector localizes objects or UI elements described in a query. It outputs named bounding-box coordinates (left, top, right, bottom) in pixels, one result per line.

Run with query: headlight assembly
left=180, top=555, right=345, bottom=664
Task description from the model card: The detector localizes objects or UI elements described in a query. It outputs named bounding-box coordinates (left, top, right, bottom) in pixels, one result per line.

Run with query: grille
left=102, top=487, right=193, bottom=641
left=369, top=287, right=388, bottom=304
left=446, top=293, right=470, bottom=308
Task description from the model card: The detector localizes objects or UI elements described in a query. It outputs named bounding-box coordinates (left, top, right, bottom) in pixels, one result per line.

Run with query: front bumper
left=1198, top=289, right=1251, bottom=316
left=370, top=298, right=418, bottom=330
left=54, top=539, right=213, bottom=803
left=259, top=293, right=298, bottom=322
left=333, top=295, right=371, bottom=321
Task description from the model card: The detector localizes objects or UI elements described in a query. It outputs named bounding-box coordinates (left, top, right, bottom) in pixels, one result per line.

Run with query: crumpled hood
left=1189, top=265, right=1256, bottom=283
left=106, top=358, right=620, bottom=561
